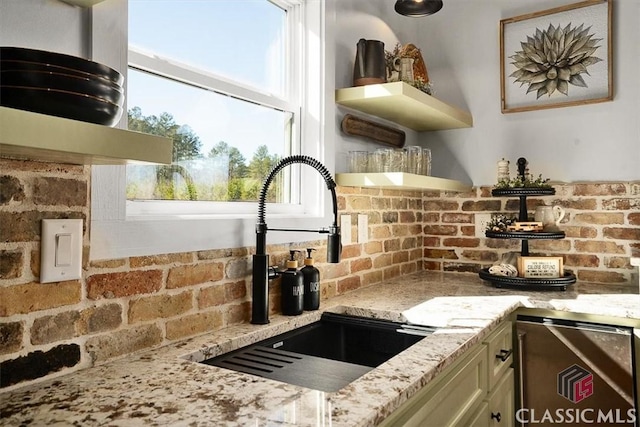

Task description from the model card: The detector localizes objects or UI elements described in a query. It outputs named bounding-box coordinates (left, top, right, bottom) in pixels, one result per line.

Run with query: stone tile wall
left=1, top=157, right=638, bottom=389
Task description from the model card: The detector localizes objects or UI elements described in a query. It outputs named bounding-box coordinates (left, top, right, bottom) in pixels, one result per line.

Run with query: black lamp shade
left=394, top=0, right=443, bottom=17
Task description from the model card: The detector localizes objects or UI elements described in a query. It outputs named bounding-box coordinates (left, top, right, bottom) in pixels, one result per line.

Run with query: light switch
left=55, top=233, right=72, bottom=266
left=357, top=214, right=369, bottom=243
left=340, top=214, right=352, bottom=245
left=41, top=219, right=82, bottom=283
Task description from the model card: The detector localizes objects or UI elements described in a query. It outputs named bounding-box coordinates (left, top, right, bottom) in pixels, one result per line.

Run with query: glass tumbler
left=389, top=149, right=406, bottom=172
left=406, top=146, right=423, bottom=175
left=366, top=151, right=380, bottom=172
left=421, top=148, right=432, bottom=176
left=348, top=151, right=368, bottom=173
left=375, top=148, right=392, bottom=172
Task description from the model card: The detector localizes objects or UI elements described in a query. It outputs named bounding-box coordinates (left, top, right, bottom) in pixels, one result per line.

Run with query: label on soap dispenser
left=281, top=270, right=304, bottom=315
left=309, top=281, right=319, bottom=293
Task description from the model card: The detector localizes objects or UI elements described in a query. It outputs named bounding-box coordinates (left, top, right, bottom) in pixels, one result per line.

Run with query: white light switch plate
left=341, top=214, right=352, bottom=245
left=358, top=214, right=369, bottom=243
left=41, top=219, right=83, bottom=283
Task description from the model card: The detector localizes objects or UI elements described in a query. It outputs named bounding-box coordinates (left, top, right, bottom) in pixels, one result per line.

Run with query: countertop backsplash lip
left=1, top=270, right=639, bottom=426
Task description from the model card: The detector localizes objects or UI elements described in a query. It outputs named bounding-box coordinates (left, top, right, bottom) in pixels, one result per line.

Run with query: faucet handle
left=268, top=266, right=281, bottom=280
left=327, top=227, right=341, bottom=263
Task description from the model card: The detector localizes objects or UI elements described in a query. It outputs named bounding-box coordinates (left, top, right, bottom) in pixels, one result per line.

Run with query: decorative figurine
left=497, top=158, right=510, bottom=183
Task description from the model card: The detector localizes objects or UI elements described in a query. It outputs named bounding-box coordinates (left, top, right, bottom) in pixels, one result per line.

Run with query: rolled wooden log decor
left=341, top=114, right=406, bottom=148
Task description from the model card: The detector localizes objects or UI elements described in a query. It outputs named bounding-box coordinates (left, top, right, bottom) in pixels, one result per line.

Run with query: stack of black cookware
left=1, top=46, right=124, bottom=126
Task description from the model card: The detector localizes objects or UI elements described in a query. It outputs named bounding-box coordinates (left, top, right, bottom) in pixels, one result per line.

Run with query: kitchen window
left=126, top=0, right=297, bottom=209
left=90, top=0, right=335, bottom=260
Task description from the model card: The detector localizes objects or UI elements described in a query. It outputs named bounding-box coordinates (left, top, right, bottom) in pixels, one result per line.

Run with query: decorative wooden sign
left=507, top=221, right=543, bottom=232
left=518, top=256, right=564, bottom=278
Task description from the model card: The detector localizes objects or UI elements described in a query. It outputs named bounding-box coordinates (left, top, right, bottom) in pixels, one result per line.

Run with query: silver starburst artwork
left=509, top=23, right=602, bottom=99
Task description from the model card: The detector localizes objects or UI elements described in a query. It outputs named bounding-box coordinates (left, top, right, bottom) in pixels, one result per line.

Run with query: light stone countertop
left=1, top=271, right=639, bottom=426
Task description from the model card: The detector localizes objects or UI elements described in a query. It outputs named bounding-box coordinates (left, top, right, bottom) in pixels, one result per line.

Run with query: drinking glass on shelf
left=375, top=148, right=392, bottom=172
left=348, top=151, right=368, bottom=173
left=421, top=148, right=432, bottom=176
left=406, top=146, right=423, bottom=175
left=367, top=151, right=380, bottom=172
left=389, top=148, right=406, bottom=172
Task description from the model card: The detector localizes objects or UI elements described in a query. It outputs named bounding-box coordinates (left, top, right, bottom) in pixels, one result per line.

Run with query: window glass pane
left=126, top=69, right=291, bottom=202
left=128, top=0, right=286, bottom=95
left=127, top=0, right=296, bottom=205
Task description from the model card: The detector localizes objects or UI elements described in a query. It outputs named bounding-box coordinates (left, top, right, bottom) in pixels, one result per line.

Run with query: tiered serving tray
left=479, top=174, right=576, bottom=291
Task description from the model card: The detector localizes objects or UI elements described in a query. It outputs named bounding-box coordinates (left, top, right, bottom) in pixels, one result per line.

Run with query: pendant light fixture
left=394, top=0, right=443, bottom=17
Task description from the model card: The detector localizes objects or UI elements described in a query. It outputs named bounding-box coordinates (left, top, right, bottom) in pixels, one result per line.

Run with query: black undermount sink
left=201, top=312, right=434, bottom=392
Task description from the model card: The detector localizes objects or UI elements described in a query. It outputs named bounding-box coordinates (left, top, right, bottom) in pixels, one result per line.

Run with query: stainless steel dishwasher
left=516, top=315, right=637, bottom=426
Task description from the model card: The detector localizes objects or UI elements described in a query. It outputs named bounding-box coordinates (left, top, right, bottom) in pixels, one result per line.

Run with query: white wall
left=333, top=0, right=423, bottom=174
left=333, top=0, right=640, bottom=185
left=0, top=0, right=88, bottom=57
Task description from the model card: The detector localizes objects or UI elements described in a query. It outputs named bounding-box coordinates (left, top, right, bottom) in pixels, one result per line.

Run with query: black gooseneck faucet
left=251, top=155, right=341, bottom=324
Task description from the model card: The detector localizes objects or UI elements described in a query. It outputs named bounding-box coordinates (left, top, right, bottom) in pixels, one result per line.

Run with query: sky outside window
left=129, top=0, right=285, bottom=93
left=128, top=0, right=287, bottom=160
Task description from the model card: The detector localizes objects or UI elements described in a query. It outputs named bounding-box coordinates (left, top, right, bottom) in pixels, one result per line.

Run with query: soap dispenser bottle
left=281, top=250, right=304, bottom=315
left=301, top=248, right=320, bottom=310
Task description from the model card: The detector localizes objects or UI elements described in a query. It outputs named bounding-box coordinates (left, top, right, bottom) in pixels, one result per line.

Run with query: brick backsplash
left=1, top=157, right=638, bottom=389
left=422, top=184, right=640, bottom=282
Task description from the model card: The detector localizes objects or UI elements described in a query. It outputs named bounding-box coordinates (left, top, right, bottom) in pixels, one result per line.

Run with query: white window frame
left=125, top=9, right=302, bottom=217
left=89, top=0, right=335, bottom=260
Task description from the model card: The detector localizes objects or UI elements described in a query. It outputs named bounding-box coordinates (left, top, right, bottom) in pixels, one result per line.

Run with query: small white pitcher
left=534, top=205, right=565, bottom=231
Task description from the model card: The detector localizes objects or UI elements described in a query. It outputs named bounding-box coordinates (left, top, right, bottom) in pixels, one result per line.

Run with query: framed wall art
left=500, top=0, right=612, bottom=113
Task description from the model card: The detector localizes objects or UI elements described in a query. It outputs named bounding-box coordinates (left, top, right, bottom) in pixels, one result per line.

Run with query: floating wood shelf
left=335, top=82, right=473, bottom=131
left=336, top=172, right=471, bottom=192
left=0, top=107, right=172, bottom=165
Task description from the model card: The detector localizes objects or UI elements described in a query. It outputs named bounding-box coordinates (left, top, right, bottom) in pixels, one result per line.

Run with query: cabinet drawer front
left=483, top=321, right=513, bottom=390
left=382, top=345, right=488, bottom=427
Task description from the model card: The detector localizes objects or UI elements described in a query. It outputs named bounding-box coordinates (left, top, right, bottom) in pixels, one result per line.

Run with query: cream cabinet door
left=465, top=402, right=490, bottom=427
left=483, top=321, right=513, bottom=391
left=462, top=367, right=515, bottom=427
left=487, top=368, right=515, bottom=427
left=380, top=345, right=488, bottom=427
left=380, top=321, right=515, bottom=427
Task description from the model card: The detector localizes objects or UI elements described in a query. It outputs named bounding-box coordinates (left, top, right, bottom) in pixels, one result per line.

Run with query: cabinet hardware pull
left=491, top=412, right=502, bottom=422
left=495, top=349, right=512, bottom=362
